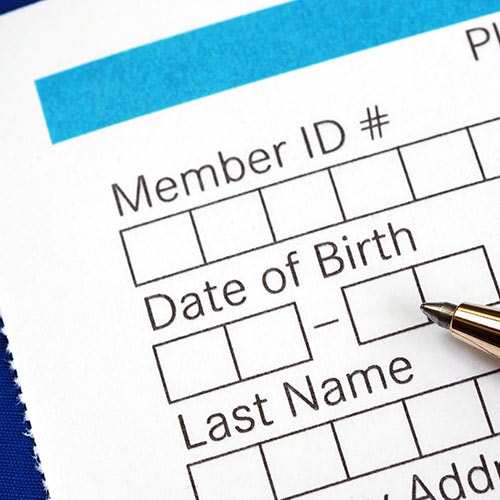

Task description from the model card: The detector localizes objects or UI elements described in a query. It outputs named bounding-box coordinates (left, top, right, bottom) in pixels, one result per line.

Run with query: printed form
left=1, top=1, right=500, bottom=498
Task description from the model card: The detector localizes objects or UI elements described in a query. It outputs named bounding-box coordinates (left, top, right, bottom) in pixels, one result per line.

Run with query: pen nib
left=420, top=302, right=457, bottom=329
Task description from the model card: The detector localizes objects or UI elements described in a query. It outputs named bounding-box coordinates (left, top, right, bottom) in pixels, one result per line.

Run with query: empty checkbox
left=335, top=403, right=419, bottom=476
left=262, top=425, right=347, bottom=498
left=261, top=170, right=343, bottom=240
left=331, top=150, right=413, bottom=219
left=154, top=327, right=238, bottom=402
left=190, top=448, right=275, bottom=500
left=227, top=305, right=310, bottom=379
left=405, top=381, right=491, bottom=454
left=343, top=269, right=425, bottom=344
left=469, top=119, right=500, bottom=179
left=477, top=372, right=500, bottom=434
left=415, top=248, right=499, bottom=305
left=400, top=131, right=482, bottom=198
left=192, top=192, right=273, bottom=261
left=121, top=213, right=204, bottom=284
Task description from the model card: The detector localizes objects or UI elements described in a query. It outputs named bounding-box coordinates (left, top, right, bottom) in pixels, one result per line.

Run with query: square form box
left=343, top=269, right=426, bottom=344
left=477, top=372, right=500, bottom=433
left=262, top=425, right=347, bottom=498
left=405, top=381, right=491, bottom=455
left=400, top=130, right=482, bottom=199
left=192, top=192, right=273, bottom=262
left=121, top=213, right=204, bottom=284
left=261, top=170, right=344, bottom=240
left=330, top=150, right=413, bottom=219
left=154, top=327, right=238, bottom=402
left=415, top=248, right=499, bottom=305
left=189, top=448, right=275, bottom=500
left=334, top=403, right=418, bottom=476
left=470, top=119, right=500, bottom=178
left=226, top=305, right=310, bottom=379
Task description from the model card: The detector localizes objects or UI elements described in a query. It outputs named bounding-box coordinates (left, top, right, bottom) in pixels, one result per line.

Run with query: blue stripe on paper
left=36, top=0, right=500, bottom=143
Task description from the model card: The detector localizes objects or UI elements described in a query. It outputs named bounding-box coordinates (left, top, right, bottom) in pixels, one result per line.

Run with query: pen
left=420, top=302, right=500, bottom=359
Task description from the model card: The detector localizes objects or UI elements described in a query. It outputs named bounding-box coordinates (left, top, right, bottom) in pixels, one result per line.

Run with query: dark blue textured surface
left=0, top=317, right=47, bottom=499
left=0, top=0, right=43, bottom=15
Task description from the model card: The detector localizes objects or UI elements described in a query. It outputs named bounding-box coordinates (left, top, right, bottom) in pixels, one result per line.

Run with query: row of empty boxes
left=188, top=372, right=500, bottom=500
left=121, top=119, right=500, bottom=285
left=342, top=246, right=499, bottom=344
left=153, top=304, right=311, bottom=403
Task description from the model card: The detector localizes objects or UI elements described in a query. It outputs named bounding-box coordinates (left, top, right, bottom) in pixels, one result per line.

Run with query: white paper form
left=2, top=2, right=500, bottom=498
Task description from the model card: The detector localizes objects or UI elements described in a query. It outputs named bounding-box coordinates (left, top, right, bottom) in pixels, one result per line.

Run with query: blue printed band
left=36, top=0, right=500, bottom=143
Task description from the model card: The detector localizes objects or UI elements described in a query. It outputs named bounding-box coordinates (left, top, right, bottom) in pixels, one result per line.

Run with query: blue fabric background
left=0, top=0, right=42, bottom=15
left=0, top=317, right=46, bottom=499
